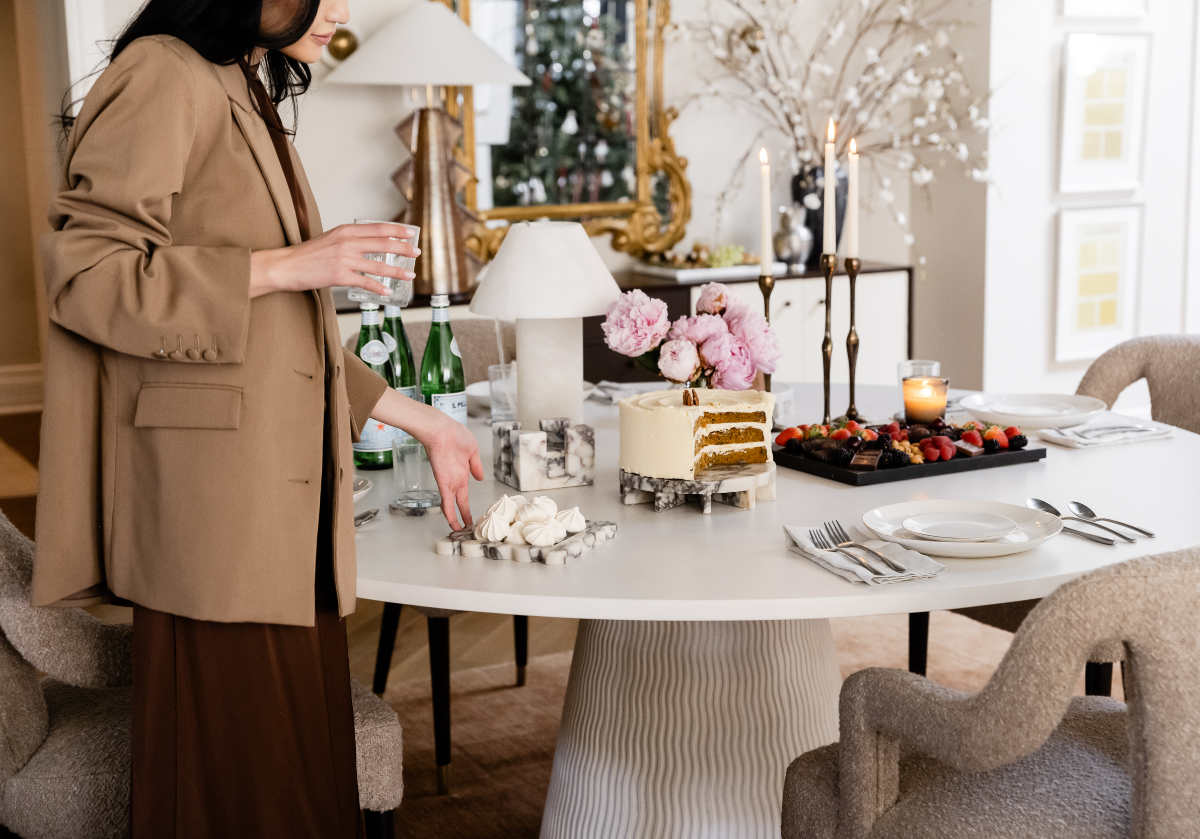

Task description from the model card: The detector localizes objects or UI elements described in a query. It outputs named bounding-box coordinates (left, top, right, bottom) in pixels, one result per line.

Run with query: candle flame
left=827, top=117, right=836, bottom=142
left=918, top=385, right=933, bottom=398
left=849, top=137, right=857, bottom=155
left=759, top=147, right=769, bottom=165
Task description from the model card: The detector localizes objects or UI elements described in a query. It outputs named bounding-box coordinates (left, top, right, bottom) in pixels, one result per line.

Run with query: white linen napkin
left=1038, top=412, right=1173, bottom=448
left=783, top=524, right=944, bottom=585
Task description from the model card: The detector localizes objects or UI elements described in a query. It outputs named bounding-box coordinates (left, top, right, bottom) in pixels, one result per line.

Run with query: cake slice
left=619, top=388, right=775, bottom=480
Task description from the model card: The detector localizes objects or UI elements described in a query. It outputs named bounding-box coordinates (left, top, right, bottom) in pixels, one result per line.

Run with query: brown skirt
left=131, top=407, right=362, bottom=837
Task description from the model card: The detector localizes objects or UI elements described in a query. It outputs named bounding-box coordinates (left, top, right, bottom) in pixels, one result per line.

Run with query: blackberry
left=831, top=447, right=854, bottom=466
left=876, top=432, right=893, bottom=447
left=785, top=437, right=805, bottom=454
left=879, top=448, right=906, bottom=468
left=983, top=437, right=999, bottom=453
left=844, top=436, right=864, bottom=452
left=945, top=427, right=962, bottom=441
left=1008, top=433, right=1028, bottom=450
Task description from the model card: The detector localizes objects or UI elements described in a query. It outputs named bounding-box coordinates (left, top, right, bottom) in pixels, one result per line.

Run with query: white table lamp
left=325, top=2, right=530, bottom=301
left=470, top=221, right=621, bottom=489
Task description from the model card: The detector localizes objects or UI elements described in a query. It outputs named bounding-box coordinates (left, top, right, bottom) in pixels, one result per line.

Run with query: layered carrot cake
left=619, top=388, right=775, bottom=480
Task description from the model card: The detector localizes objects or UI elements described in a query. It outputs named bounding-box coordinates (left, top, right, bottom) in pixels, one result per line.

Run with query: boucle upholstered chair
left=783, top=548, right=1200, bottom=838
left=346, top=319, right=527, bottom=794
left=0, top=512, right=403, bottom=839
left=909, top=333, right=1200, bottom=693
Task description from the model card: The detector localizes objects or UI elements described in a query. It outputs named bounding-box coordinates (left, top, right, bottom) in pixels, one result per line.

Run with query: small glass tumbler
left=902, top=376, right=950, bottom=425
left=348, top=219, right=420, bottom=307
left=390, top=434, right=440, bottom=514
left=488, top=363, right=518, bottom=424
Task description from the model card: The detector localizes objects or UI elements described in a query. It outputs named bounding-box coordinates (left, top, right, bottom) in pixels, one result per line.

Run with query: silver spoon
left=1067, top=501, right=1155, bottom=538
left=1026, top=498, right=1129, bottom=543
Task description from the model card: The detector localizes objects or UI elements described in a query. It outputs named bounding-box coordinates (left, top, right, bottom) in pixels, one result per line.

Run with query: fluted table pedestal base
left=540, top=619, right=841, bottom=838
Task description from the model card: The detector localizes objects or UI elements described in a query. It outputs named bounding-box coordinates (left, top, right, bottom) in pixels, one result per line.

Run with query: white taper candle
left=846, top=138, right=859, bottom=259
left=759, top=148, right=772, bottom=275
left=823, top=118, right=837, bottom=254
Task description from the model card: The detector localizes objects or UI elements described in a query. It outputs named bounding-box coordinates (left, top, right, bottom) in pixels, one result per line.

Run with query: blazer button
left=168, top=349, right=184, bottom=361
left=202, top=348, right=218, bottom=361
left=186, top=347, right=201, bottom=360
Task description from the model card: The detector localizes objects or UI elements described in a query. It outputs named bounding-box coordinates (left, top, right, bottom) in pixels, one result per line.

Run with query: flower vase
left=791, top=165, right=848, bottom=268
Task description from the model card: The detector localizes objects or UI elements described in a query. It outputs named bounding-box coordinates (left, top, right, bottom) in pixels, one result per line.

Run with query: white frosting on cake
left=619, top=388, right=775, bottom=480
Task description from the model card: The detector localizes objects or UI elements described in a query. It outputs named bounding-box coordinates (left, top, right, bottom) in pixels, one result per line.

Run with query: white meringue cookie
left=522, top=519, right=567, bottom=547
left=514, top=502, right=552, bottom=524
left=505, top=523, right=527, bottom=545
left=484, top=494, right=521, bottom=525
left=530, top=495, right=558, bottom=517
left=473, top=512, right=511, bottom=543
left=554, top=506, right=587, bottom=534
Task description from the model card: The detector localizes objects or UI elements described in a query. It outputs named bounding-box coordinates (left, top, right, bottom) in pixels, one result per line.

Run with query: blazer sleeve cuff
left=342, top=347, right=389, bottom=443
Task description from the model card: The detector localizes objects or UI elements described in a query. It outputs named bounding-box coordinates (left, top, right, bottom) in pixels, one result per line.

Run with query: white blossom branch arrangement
left=670, top=0, right=990, bottom=244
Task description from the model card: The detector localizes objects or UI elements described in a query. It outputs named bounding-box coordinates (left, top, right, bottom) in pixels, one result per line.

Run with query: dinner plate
left=901, top=511, right=1017, bottom=542
left=863, top=500, right=1062, bottom=558
left=958, top=393, right=1106, bottom=430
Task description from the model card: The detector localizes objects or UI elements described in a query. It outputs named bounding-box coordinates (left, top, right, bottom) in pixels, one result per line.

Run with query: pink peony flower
left=657, top=339, right=701, bottom=384
left=668, top=313, right=729, bottom=346
left=695, top=282, right=732, bottom=315
left=710, top=337, right=756, bottom=389
left=723, top=303, right=782, bottom=374
left=601, top=290, right=670, bottom=357
left=698, top=330, right=735, bottom=370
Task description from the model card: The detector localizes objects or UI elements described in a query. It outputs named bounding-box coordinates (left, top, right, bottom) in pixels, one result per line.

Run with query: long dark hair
left=59, top=0, right=319, bottom=138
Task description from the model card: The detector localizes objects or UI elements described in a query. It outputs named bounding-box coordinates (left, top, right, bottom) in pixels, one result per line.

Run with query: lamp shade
left=324, top=2, right=531, bottom=88
left=470, top=221, right=621, bottom=320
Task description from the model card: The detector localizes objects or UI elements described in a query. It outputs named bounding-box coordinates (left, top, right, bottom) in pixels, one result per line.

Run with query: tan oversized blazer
left=32, top=35, right=388, bottom=626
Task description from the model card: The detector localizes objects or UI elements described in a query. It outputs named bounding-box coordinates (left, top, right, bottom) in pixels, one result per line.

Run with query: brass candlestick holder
left=758, top=271, right=775, bottom=393
left=843, top=256, right=861, bottom=421
left=820, top=253, right=837, bottom=425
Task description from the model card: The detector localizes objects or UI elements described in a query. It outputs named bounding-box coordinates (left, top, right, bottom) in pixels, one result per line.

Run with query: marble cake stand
left=619, top=462, right=777, bottom=513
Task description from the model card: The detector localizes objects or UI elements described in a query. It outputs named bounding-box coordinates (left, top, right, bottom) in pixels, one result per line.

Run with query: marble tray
left=434, top=520, right=618, bottom=566
left=619, top=462, right=776, bottom=514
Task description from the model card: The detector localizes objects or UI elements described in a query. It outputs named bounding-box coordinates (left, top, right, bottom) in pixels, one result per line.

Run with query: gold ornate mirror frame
left=438, top=0, right=691, bottom=260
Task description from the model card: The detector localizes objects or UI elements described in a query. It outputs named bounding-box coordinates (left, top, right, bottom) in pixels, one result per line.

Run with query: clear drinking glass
left=389, top=435, right=440, bottom=513
left=488, top=362, right=518, bottom=424
left=348, top=219, right=420, bottom=307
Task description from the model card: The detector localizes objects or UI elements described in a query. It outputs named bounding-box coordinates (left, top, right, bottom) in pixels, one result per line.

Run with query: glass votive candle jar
left=903, top=376, right=950, bottom=425
left=897, top=360, right=941, bottom=416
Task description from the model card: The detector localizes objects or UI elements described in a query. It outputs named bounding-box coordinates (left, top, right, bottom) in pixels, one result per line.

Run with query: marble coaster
left=434, top=520, right=618, bottom=566
left=619, top=462, right=776, bottom=514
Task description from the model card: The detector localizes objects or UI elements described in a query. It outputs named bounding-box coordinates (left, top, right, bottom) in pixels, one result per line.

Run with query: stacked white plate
left=861, top=499, right=1062, bottom=558
left=958, top=393, right=1106, bottom=430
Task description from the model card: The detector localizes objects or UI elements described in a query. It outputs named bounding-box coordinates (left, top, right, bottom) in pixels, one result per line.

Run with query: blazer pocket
left=133, top=383, right=243, bottom=430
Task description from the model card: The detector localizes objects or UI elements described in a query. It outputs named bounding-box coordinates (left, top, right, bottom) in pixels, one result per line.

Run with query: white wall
left=982, top=0, right=1194, bottom=400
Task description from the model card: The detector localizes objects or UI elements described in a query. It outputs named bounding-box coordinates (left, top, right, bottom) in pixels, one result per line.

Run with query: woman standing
left=33, top=1, right=482, bottom=836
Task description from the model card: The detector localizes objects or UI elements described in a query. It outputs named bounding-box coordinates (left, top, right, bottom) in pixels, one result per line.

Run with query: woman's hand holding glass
left=248, top=223, right=420, bottom=299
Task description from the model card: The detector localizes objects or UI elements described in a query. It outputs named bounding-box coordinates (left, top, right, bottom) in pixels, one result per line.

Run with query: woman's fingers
left=349, top=258, right=415, bottom=281
left=337, top=222, right=417, bottom=242
left=354, top=236, right=421, bottom=258
left=342, top=270, right=390, bottom=296
left=440, top=488, right=463, bottom=532
left=455, top=482, right=473, bottom=528
left=469, top=450, right=484, bottom=481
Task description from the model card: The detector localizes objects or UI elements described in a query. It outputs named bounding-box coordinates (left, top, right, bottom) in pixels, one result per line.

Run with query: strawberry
left=775, top=427, right=802, bottom=447
left=961, top=429, right=983, bottom=447
left=983, top=426, right=1009, bottom=448
left=1003, top=426, right=1022, bottom=440
left=830, top=428, right=852, bottom=441
left=845, top=420, right=860, bottom=432
left=860, top=428, right=878, bottom=441
left=806, top=425, right=828, bottom=440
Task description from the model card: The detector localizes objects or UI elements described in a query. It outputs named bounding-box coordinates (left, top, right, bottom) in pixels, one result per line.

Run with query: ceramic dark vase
left=791, top=165, right=848, bottom=268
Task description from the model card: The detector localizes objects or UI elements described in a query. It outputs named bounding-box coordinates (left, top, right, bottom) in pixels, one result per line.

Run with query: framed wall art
left=1055, top=205, right=1142, bottom=362
left=1058, top=33, right=1151, bottom=194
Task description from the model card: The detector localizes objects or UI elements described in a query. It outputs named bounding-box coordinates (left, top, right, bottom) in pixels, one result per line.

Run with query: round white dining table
left=354, top=383, right=1200, bottom=838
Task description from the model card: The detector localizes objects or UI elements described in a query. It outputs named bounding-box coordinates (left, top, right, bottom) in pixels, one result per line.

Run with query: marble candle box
left=620, top=462, right=777, bottom=514
left=435, top=520, right=618, bottom=566
left=492, top=417, right=596, bottom=491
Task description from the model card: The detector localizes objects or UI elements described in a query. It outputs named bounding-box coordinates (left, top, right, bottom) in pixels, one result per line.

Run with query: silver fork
left=810, top=529, right=890, bottom=576
left=824, top=520, right=908, bottom=573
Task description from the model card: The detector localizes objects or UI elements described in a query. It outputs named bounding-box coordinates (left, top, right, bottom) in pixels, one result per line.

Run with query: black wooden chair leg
left=427, top=615, right=452, bottom=795
left=372, top=602, right=403, bottom=695
left=908, top=611, right=930, bottom=676
left=513, top=614, right=529, bottom=686
left=1085, top=661, right=1113, bottom=697
left=363, top=809, right=396, bottom=839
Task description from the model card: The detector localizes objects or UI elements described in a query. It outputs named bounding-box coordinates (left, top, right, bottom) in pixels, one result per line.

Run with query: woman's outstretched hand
left=370, top=388, right=484, bottom=531
left=249, top=223, right=419, bottom=299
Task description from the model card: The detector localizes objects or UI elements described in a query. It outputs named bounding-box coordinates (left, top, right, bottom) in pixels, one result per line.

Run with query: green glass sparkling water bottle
left=419, top=294, right=467, bottom=424
left=382, top=304, right=418, bottom=399
left=353, top=304, right=400, bottom=469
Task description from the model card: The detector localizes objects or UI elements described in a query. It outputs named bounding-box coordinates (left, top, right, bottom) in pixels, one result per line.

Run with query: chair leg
left=908, top=611, right=930, bottom=676
left=513, top=614, right=529, bottom=686
left=372, top=602, right=403, bottom=695
left=363, top=809, right=396, bottom=839
left=427, top=615, right=452, bottom=795
left=1085, top=661, right=1113, bottom=697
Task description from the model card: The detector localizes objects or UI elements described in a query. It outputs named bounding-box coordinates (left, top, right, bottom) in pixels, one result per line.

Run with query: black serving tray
left=772, top=445, right=1047, bottom=486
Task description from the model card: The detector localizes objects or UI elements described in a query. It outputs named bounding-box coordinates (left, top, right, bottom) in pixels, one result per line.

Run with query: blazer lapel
left=212, top=62, right=303, bottom=246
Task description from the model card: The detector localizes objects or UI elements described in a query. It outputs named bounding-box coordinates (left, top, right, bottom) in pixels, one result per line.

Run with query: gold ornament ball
left=327, top=28, right=359, bottom=62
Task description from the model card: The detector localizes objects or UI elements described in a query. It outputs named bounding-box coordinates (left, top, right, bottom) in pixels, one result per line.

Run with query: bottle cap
left=360, top=302, right=380, bottom=311
left=384, top=304, right=403, bottom=315
left=430, top=294, right=450, bottom=307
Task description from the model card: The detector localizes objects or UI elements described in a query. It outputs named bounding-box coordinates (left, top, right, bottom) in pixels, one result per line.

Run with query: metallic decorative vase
left=772, top=205, right=813, bottom=270
left=791, top=166, right=848, bottom=269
